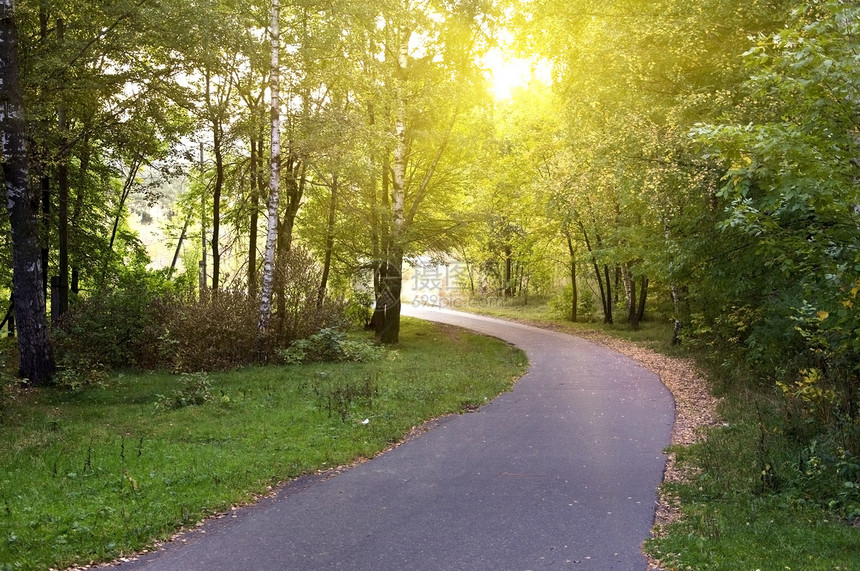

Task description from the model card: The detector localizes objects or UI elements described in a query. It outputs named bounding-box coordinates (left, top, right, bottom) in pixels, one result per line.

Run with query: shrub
left=153, top=291, right=260, bottom=373
left=53, top=248, right=351, bottom=375
left=279, top=328, right=385, bottom=365
left=155, top=372, right=213, bottom=410
left=53, top=273, right=169, bottom=371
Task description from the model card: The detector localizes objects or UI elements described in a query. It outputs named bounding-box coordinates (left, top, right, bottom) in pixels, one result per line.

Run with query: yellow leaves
left=777, top=368, right=836, bottom=409
left=816, top=310, right=829, bottom=321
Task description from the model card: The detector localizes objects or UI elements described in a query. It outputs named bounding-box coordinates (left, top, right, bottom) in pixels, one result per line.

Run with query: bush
left=153, top=291, right=260, bottom=373
left=548, top=284, right=597, bottom=322
left=53, top=272, right=170, bottom=371
left=279, top=328, right=385, bottom=365
left=155, top=372, right=213, bottom=410
left=54, top=249, right=351, bottom=375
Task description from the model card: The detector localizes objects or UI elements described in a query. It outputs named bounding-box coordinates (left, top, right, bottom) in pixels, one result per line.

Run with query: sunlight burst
left=482, top=48, right=552, bottom=100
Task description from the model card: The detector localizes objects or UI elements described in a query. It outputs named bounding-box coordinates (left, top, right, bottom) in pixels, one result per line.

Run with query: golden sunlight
left=482, top=47, right=552, bottom=100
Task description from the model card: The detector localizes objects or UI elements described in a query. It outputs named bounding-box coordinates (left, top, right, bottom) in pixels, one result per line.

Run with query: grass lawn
left=0, top=318, right=526, bottom=570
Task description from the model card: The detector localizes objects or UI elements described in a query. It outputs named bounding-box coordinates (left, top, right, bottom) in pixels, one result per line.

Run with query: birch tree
left=257, top=0, right=280, bottom=336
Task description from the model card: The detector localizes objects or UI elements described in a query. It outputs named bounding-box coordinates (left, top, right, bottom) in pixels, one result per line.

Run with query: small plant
left=278, top=329, right=385, bottom=364
left=310, top=371, right=380, bottom=422
left=156, top=372, right=213, bottom=410
left=344, top=291, right=374, bottom=327
left=54, top=355, right=109, bottom=391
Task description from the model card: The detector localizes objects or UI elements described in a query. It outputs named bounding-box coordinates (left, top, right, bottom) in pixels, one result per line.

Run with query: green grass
left=458, top=297, right=860, bottom=570
left=0, top=318, right=526, bottom=570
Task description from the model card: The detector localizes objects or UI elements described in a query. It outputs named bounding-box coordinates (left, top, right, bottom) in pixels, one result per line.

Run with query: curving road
left=117, top=307, right=674, bottom=570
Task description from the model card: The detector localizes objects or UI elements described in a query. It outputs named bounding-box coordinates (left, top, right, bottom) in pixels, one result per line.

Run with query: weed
left=155, top=373, right=213, bottom=410
left=310, top=371, right=380, bottom=422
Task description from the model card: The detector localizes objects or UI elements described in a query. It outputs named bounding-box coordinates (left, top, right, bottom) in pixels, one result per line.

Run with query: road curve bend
left=117, top=307, right=674, bottom=570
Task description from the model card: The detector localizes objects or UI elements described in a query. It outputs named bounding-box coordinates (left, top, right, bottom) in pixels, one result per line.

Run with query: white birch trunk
left=258, top=0, right=281, bottom=335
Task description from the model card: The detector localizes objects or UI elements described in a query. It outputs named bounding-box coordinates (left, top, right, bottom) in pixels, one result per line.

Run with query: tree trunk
left=603, top=262, right=613, bottom=324
left=317, top=173, right=338, bottom=308
left=57, top=130, right=69, bottom=317
left=637, top=276, right=648, bottom=325
left=503, top=244, right=513, bottom=298
left=670, top=285, right=685, bottom=345
left=55, top=17, right=68, bottom=317
left=170, top=212, right=192, bottom=275
left=375, top=24, right=410, bottom=344
left=248, top=136, right=262, bottom=298
left=565, top=231, right=578, bottom=322
left=622, top=262, right=638, bottom=329
left=40, top=176, right=49, bottom=300
left=1, top=0, right=55, bottom=384
left=211, top=131, right=223, bottom=294
left=205, top=70, right=225, bottom=294
left=578, top=220, right=607, bottom=323
left=71, top=137, right=91, bottom=295
left=275, top=156, right=306, bottom=335
left=257, top=0, right=281, bottom=338
left=375, top=251, right=403, bottom=343
left=107, top=158, right=143, bottom=253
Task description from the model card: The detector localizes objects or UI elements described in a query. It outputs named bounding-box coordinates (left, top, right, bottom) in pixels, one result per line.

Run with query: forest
left=1, top=0, right=858, bottom=552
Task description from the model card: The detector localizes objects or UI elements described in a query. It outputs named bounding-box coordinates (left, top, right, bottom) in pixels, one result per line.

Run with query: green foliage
left=52, top=270, right=174, bottom=372
left=155, top=373, right=213, bottom=410
left=344, top=291, right=374, bottom=328
left=689, top=0, right=860, bottom=458
left=279, top=328, right=386, bottom=365
left=647, top=385, right=860, bottom=570
left=55, top=255, right=347, bottom=375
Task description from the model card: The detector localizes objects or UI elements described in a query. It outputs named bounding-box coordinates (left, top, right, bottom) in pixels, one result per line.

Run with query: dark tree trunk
left=57, top=146, right=69, bottom=317
left=1, top=0, right=55, bottom=384
left=622, top=263, right=638, bottom=329
left=565, top=231, right=578, bottom=322
left=70, top=137, right=91, bottom=296
left=40, top=175, right=49, bottom=300
left=274, top=154, right=306, bottom=335
left=317, top=173, right=338, bottom=308
left=637, top=276, right=649, bottom=325
left=170, top=213, right=191, bottom=275
left=578, top=220, right=607, bottom=323
left=211, top=129, right=223, bottom=294
left=55, top=17, right=68, bottom=317
left=374, top=250, right=402, bottom=344
left=503, top=244, right=513, bottom=298
left=603, top=263, right=613, bottom=324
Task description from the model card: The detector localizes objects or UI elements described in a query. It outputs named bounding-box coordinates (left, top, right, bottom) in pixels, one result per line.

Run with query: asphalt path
left=117, top=307, right=674, bottom=570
